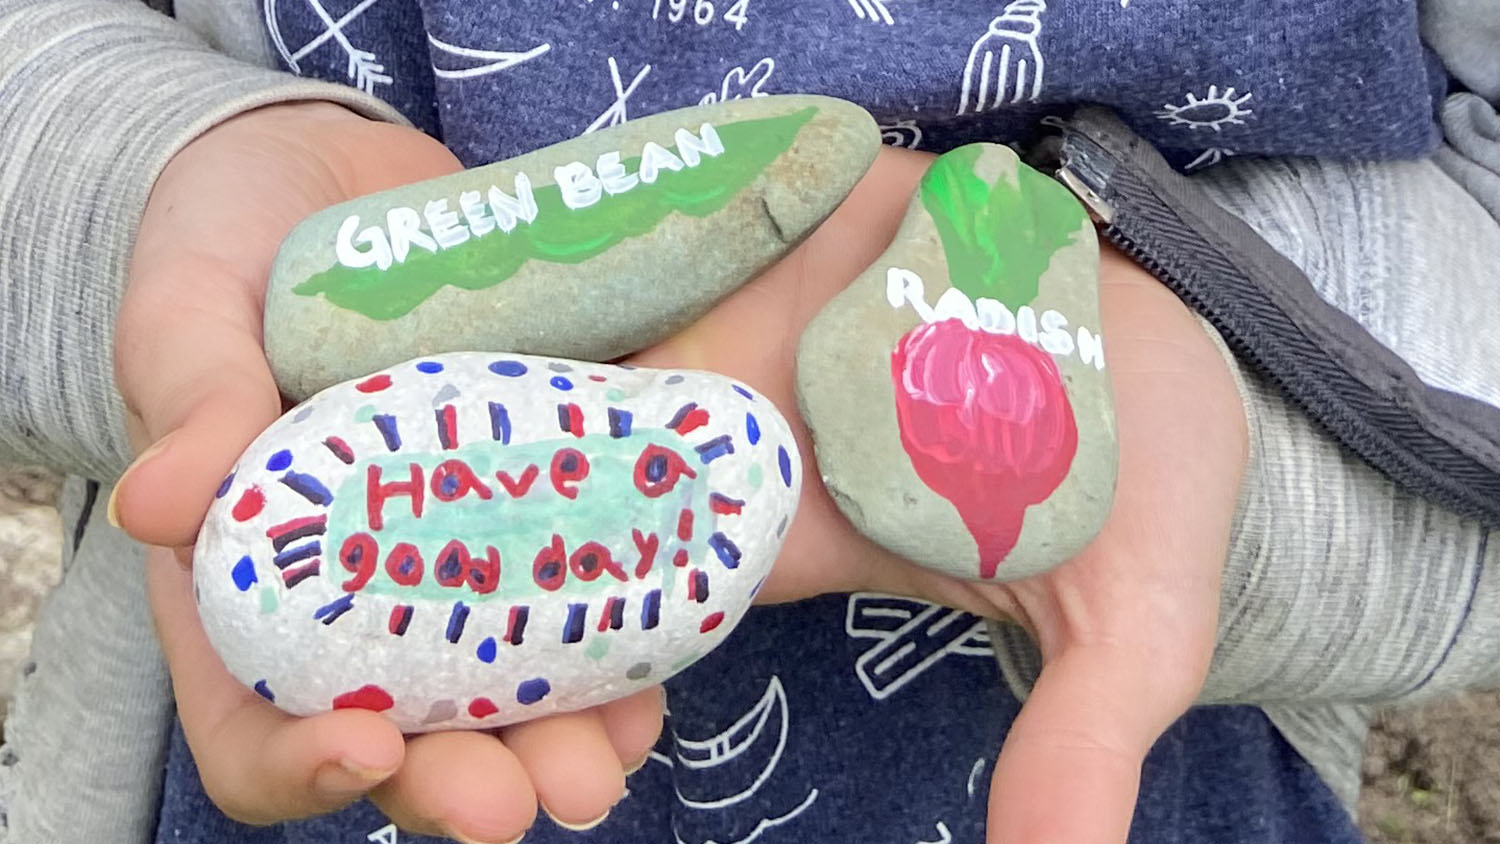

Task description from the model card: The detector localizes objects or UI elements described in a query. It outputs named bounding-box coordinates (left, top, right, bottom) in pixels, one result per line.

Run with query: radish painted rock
left=193, top=353, right=801, bottom=731
left=797, top=144, right=1116, bottom=582
left=265, top=95, right=879, bottom=400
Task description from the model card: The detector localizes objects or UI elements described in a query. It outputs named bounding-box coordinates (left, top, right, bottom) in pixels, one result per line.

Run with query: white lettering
left=674, top=123, right=725, bottom=167
left=458, top=190, right=495, bottom=237
left=367, top=823, right=399, bottom=844
left=933, top=287, right=980, bottom=329
left=1078, top=326, right=1106, bottom=370
left=1016, top=305, right=1039, bottom=344
left=639, top=142, right=685, bottom=184
left=335, top=215, right=394, bottom=271
left=976, top=297, right=1016, bottom=335
left=555, top=162, right=604, bottom=210
left=386, top=206, right=437, bottom=264
left=488, top=173, right=539, bottom=231
left=886, top=267, right=935, bottom=322
left=1039, top=309, right=1075, bottom=356
left=423, top=199, right=470, bottom=250
left=596, top=151, right=640, bottom=196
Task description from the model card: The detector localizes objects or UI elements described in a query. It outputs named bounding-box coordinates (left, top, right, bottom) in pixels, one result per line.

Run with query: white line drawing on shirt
left=880, top=119, right=925, bottom=149
left=957, top=0, right=1047, bottom=114
left=427, top=34, right=552, bottom=80
left=846, top=594, right=992, bottom=700
left=264, top=0, right=392, bottom=92
left=1184, top=147, right=1237, bottom=171
left=918, top=821, right=955, bottom=844
left=966, top=758, right=986, bottom=798
left=846, top=0, right=895, bottom=25
left=672, top=790, right=820, bottom=844
left=671, top=676, right=789, bottom=809
left=699, top=57, right=776, bottom=105
left=1155, top=86, right=1255, bottom=132
left=584, top=57, right=654, bottom=134
left=365, top=823, right=398, bottom=843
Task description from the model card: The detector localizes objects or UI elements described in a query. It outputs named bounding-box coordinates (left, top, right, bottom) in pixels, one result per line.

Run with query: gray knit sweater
left=1, top=1, right=1498, bottom=841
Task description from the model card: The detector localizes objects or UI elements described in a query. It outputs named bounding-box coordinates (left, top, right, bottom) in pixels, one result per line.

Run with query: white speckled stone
left=194, top=353, right=801, bottom=732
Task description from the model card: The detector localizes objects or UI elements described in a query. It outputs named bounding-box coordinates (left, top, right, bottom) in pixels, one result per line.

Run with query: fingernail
left=312, top=758, right=394, bottom=799
left=445, top=827, right=527, bottom=844
left=108, top=434, right=176, bottom=529
left=544, top=806, right=611, bottom=832
left=624, top=753, right=650, bottom=776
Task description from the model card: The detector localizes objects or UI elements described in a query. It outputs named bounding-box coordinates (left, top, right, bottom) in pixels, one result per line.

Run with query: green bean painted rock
left=193, top=353, right=801, bottom=731
left=265, top=95, right=880, bottom=400
left=797, top=143, right=1117, bottom=582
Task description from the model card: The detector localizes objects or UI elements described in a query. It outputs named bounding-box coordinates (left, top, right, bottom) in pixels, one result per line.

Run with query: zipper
left=1037, top=113, right=1500, bottom=528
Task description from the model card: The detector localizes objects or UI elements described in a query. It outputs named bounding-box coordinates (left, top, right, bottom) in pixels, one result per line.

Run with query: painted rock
left=265, top=95, right=880, bottom=400
left=193, top=353, right=801, bottom=731
left=796, top=144, right=1116, bottom=582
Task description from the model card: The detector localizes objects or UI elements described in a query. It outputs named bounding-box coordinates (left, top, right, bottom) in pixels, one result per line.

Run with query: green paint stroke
left=324, top=433, right=713, bottom=604
left=296, top=108, right=818, bottom=320
left=919, top=144, right=1087, bottom=310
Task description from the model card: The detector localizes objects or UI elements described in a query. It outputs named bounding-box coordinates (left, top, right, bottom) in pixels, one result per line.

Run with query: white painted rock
left=193, top=353, right=801, bottom=732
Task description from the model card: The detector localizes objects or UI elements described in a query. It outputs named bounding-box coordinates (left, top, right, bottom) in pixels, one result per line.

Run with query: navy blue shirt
left=151, top=4, right=1396, bottom=840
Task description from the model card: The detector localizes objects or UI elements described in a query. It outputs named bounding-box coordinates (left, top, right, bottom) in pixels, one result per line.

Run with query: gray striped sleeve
left=0, top=0, right=403, bottom=480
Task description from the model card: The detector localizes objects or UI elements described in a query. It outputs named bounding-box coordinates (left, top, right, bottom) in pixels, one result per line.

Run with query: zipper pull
left=1056, top=164, right=1115, bottom=226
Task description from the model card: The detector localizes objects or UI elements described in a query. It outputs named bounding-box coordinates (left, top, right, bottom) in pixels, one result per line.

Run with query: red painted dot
left=699, top=612, right=725, bottom=633
left=231, top=486, right=265, bottom=522
left=588, top=374, right=607, bottom=382
left=332, top=684, right=394, bottom=712
left=355, top=374, right=393, bottom=393
left=468, top=697, right=499, bottom=719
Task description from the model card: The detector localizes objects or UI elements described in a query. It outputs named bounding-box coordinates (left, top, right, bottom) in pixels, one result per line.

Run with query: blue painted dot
left=733, top=385, right=755, bottom=400
left=550, top=376, right=573, bottom=391
left=746, top=413, right=761, bottom=445
left=416, top=361, right=444, bottom=374
left=231, top=555, right=257, bottom=591
left=253, top=679, right=275, bottom=702
left=778, top=446, right=793, bottom=487
left=215, top=472, right=236, bottom=499
left=489, top=360, right=528, bottom=377
left=517, top=677, right=551, bottom=705
left=265, top=450, right=293, bottom=472
left=477, top=637, right=497, bottom=664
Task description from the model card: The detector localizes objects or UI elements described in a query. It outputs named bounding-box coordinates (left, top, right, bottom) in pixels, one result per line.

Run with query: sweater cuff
left=0, top=0, right=405, bottom=480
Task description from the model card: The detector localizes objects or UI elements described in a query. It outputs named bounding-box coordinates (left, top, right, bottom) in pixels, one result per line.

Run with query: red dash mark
left=232, top=487, right=265, bottom=522
left=673, top=548, right=690, bottom=568
left=709, top=494, right=745, bottom=516
left=323, top=437, right=355, bottom=464
left=673, top=406, right=711, bottom=435
left=468, top=697, right=499, bottom=719
left=891, top=321, right=1079, bottom=579
left=332, top=684, right=394, bottom=712
left=355, top=374, right=393, bottom=393
left=388, top=605, right=413, bottom=636
left=699, top=612, right=725, bottom=633
left=677, top=508, right=694, bottom=542
left=588, top=374, right=607, bottom=382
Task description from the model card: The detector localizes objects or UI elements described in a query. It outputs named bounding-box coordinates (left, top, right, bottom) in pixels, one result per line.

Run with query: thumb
left=111, top=283, right=284, bottom=548
left=986, top=643, right=1179, bottom=844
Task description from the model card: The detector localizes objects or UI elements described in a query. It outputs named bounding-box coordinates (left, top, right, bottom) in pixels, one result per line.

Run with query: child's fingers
left=500, top=711, right=628, bottom=830
left=369, top=731, right=537, bottom=844
left=984, top=642, right=1172, bottom=844
left=596, top=685, right=666, bottom=770
left=146, top=548, right=404, bottom=823
left=113, top=262, right=282, bottom=548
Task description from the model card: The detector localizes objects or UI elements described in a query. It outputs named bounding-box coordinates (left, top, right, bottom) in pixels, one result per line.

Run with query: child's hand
left=116, top=103, right=659, bottom=841
left=633, top=147, right=1247, bottom=844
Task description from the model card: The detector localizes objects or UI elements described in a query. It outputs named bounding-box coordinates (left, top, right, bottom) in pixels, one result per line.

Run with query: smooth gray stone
left=266, top=95, right=879, bottom=400
left=797, top=143, right=1117, bottom=582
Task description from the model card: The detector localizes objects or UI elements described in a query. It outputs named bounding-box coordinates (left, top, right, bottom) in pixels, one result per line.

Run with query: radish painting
left=890, top=144, right=1088, bottom=578
left=798, top=142, right=1112, bottom=583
